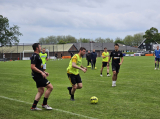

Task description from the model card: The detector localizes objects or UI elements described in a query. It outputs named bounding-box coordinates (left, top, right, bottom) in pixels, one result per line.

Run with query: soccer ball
left=90, top=96, right=98, bottom=104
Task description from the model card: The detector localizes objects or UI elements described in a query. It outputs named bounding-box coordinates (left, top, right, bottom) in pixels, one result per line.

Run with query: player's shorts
left=67, top=73, right=82, bottom=85
left=32, top=75, right=50, bottom=88
left=102, top=62, right=109, bottom=67
left=155, top=58, right=160, bottom=61
left=43, top=64, right=46, bottom=69
left=112, top=65, right=120, bottom=73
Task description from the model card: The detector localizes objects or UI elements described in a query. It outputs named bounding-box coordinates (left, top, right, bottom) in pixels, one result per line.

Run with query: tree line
left=38, top=33, right=144, bottom=47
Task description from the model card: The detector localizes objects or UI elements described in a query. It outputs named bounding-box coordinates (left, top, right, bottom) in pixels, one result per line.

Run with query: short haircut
left=32, top=43, right=40, bottom=51
left=104, top=47, right=107, bottom=49
left=114, top=43, right=119, bottom=47
left=79, top=47, right=86, bottom=51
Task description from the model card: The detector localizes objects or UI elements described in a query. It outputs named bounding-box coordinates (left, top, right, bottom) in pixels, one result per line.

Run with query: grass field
left=0, top=56, right=160, bottom=119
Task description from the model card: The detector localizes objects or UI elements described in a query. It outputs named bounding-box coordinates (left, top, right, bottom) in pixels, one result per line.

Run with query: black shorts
left=32, top=75, right=50, bottom=88
left=112, top=65, right=120, bottom=73
left=88, top=60, right=91, bottom=63
left=155, top=58, right=160, bottom=61
left=67, top=73, right=82, bottom=85
left=102, top=62, right=109, bottom=67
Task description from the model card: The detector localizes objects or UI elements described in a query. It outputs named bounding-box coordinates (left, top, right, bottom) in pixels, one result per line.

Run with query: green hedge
left=123, top=52, right=135, bottom=54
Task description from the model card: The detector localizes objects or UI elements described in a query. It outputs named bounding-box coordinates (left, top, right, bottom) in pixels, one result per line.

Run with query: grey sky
left=1, top=0, right=160, bottom=43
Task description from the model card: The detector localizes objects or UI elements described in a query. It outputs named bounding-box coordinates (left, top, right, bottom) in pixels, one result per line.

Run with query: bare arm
left=119, top=57, right=124, bottom=65
left=72, top=62, right=87, bottom=73
left=108, top=57, right=111, bottom=62
left=31, top=64, right=46, bottom=78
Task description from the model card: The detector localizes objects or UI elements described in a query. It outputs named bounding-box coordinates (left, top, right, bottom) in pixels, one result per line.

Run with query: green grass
left=0, top=56, right=160, bottom=119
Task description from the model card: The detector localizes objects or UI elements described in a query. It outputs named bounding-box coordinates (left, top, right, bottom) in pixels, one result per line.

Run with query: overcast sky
left=1, top=0, right=160, bottom=43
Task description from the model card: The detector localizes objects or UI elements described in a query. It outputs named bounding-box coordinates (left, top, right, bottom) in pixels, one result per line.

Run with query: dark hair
left=32, top=43, right=40, bottom=51
left=114, top=43, right=119, bottom=47
left=79, top=47, right=86, bottom=51
left=104, top=47, right=107, bottom=49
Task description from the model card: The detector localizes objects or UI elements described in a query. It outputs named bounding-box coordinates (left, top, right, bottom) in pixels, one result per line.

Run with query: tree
left=58, top=40, right=66, bottom=44
left=123, top=35, right=134, bottom=46
left=0, top=15, right=22, bottom=45
left=95, top=37, right=105, bottom=43
left=114, top=37, right=124, bottom=44
left=78, top=38, right=90, bottom=43
left=105, top=38, right=114, bottom=43
left=143, top=27, right=160, bottom=43
left=133, top=33, right=144, bottom=46
left=38, top=35, right=77, bottom=44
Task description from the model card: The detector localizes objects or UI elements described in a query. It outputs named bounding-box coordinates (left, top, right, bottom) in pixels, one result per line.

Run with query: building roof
left=138, top=39, right=158, bottom=48
left=72, top=43, right=139, bottom=51
left=0, top=44, right=77, bottom=53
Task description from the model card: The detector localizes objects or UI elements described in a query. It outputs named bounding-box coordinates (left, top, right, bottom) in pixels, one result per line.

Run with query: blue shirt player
left=154, top=46, right=160, bottom=70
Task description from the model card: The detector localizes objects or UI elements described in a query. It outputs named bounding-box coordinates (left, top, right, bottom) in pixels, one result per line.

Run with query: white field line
left=0, top=96, right=97, bottom=119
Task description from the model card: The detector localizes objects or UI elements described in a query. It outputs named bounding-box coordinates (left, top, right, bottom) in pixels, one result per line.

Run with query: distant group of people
left=86, top=49, right=97, bottom=69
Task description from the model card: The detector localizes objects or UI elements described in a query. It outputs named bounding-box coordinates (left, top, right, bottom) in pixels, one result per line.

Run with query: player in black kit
left=108, top=44, right=124, bottom=87
left=31, top=43, right=53, bottom=110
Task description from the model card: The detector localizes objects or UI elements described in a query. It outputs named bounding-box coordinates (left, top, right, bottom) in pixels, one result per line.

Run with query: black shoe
left=70, top=97, right=75, bottom=101
left=67, top=87, right=72, bottom=95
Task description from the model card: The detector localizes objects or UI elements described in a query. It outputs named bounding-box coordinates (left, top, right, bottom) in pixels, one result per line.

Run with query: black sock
left=71, top=94, right=74, bottom=99
left=43, top=97, right=48, bottom=105
left=100, top=73, right=102, bottom=75
left=32, top=100, right=38, bottom=108
left=107, top=73, right=109, bottom=75
left=155, top=63, right=157, bottom=68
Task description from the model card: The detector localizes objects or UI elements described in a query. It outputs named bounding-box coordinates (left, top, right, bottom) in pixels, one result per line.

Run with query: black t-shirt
left=86, top=53, right=91, bottom=60
left=31, top=53, right=43, bottom=76
left=110, top=50, right=123, bottom=66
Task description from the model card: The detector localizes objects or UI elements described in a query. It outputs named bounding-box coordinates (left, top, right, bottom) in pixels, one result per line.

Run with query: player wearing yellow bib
left=100, top=47, right=111, bottom=77
left=39, top=48, right=48, bottom=71
left=67, top=47, right=87, bottom=101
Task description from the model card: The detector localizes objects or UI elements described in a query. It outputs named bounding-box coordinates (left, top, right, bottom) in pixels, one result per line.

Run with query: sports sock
left=43, top=97, right=48, bottom=105
left=71, top=94, right=74, bottom=99
left=100, top=73, right=102, bottom=75
left=155, top=63, right=157, bottom=68
left=158, top=64, right=159, bottom=68
left=112, top=81, right=116, bottom=84
left=32, top=100, right=38, bottom=108
left=107, top=73, right=109, bottom=75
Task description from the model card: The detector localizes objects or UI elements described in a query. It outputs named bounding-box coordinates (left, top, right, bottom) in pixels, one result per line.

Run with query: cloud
left=0, top=0, right=160, bottom=43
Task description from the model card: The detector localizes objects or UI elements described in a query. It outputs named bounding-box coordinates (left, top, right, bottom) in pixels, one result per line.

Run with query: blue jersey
left=155, top=49, right=160, bottom=58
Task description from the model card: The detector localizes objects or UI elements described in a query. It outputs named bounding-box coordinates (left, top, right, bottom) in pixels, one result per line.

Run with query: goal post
left=22, top=49, right=49, bottom=60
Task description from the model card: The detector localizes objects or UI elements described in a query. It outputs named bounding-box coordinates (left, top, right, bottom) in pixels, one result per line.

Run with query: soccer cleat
left=67, top=87, right=72, bottom=95
left=100, top=74, right=103, bottom=77
left=155, top=68, right=157, bottom=70
left=70, top=97, right=75, bottom=101
left=31, top=107, right=42, bottom=111
left=112, top=83, right=116, bottom=87
left=42, top=104, right=52, bottom=110
left=107, top=74, right=111, bottom=77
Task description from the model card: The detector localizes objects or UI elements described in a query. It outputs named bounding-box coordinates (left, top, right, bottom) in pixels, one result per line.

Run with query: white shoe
left=31, top=107, right=42, bottom=111
left=112, top=83, right=116, bottom=87
left=100, top=74, right=103, bottom=77
left=107, top=74, right=111, bottom=77
left=155, top=68, right=157, bottom=70
left=42, top=104, right=52, bottom=110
